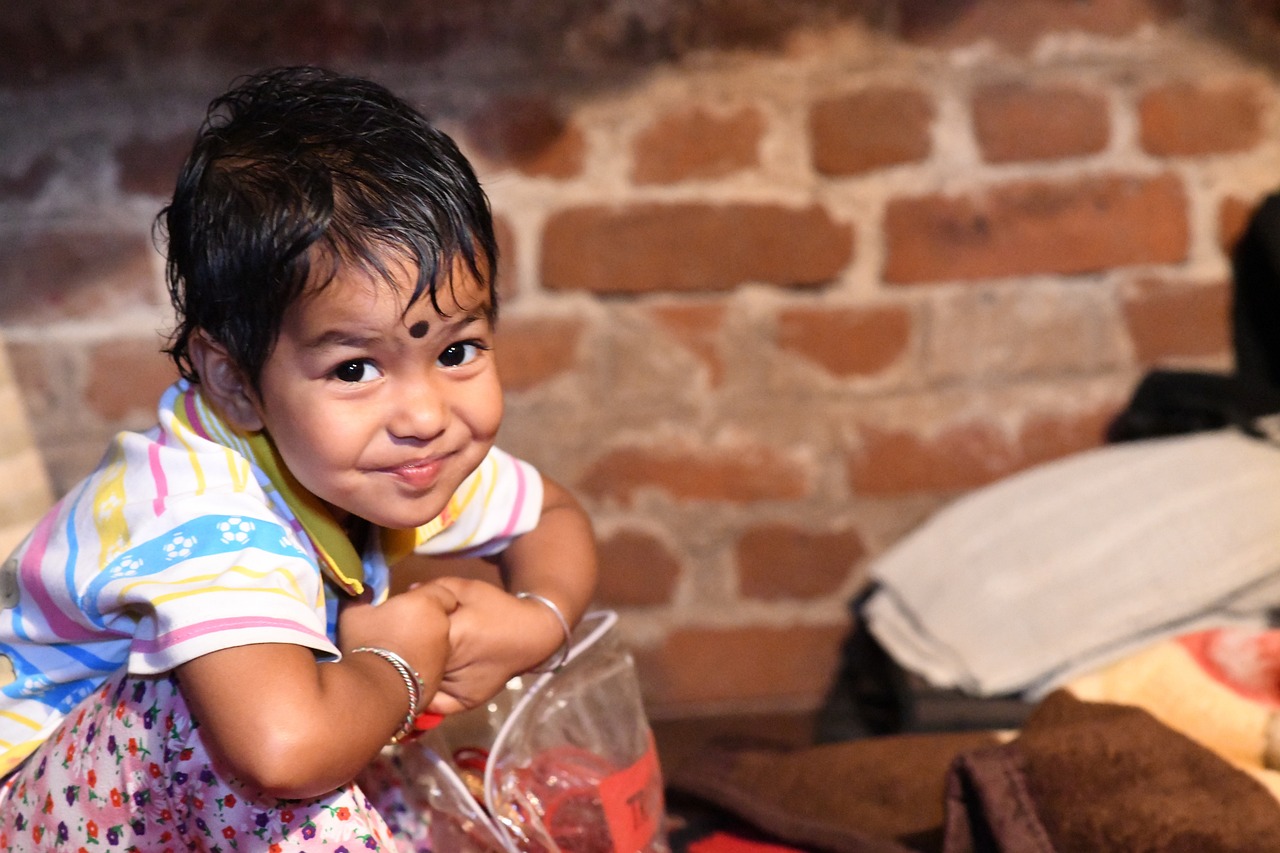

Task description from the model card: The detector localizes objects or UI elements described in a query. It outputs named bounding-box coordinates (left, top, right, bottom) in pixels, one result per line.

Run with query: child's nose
left=389, top=377, right=449, bottom=440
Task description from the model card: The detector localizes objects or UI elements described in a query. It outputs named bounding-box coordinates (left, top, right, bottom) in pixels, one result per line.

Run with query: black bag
left=1108, top=190, right=1280, bottom=441
left=815, top=588, right=1033, bottom=744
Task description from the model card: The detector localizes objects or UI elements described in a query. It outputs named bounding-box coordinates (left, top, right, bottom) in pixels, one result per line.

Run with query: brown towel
left=670, top=692, right=1280, bottom=852
left=670, top=730, right=999, bottom=852
left=1005, top=692, right=1280, bottom=852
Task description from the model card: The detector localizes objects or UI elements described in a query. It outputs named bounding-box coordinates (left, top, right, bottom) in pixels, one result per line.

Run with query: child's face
left=249, top=258, right=503, bottom=530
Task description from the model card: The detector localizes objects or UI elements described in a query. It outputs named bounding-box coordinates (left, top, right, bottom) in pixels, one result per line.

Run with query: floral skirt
left=0, top=671, right=432, bottom=852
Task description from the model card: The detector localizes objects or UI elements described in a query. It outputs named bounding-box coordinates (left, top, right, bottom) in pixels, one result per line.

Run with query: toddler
left=0, top=66, right=597, bottom=851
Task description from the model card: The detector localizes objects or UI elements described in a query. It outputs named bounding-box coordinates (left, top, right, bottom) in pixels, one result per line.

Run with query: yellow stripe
left=173, top=387, right=252, bottom=494
left=0, top=709, right=43, bottom=731
left=119, top=564, right=309, bottom=603
left=169, top=417, right=209, bottom=497
left=451, top=456, right=493, bottom=549
left=92, top=443, right=131, bottom=567
left=145, top=584, right=305, bottom=607
left=0, top=740, right=46, bottom=776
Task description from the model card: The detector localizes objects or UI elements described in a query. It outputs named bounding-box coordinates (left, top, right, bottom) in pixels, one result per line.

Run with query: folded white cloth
left=863, top=429, right=1280, bottom=698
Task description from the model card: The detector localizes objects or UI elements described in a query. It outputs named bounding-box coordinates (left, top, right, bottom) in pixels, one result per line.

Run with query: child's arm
left=176, top=582, right=455, bottom=799
left=426, top=476, right=597, bottom=713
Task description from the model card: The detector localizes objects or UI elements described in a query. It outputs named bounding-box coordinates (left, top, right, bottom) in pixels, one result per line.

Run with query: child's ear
left=188, top=332, right=265, bottom=432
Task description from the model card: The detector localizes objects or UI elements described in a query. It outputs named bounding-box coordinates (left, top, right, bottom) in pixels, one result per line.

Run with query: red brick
left=0, top=154, right=56, bottom=201
left=809, top=88, right=933, bottom=176
left=633, top=106, right=764, bottom=184
left=848, top=407, right=1112, bottom=496
left=1218, top=196, right=1256, bottom=256
left=594, top=529, right=681, bottom=607
left=736, top=523, right=865, bottom=600
left=849, top=422, right=1009, bottom=496
left=883, top=173, right=1188, bottom=284
left=542, top=203, right=852, bottom=294
left=924, top=286, right=1127, bottom=381
left=973, top=82, right=1109, bottom=164
left=899, top=0, right=1178, bottom=51
left=776, top=304, right=912, bottom=378
left=1139, top=80, right=1266, bottom=157
left=0, top=9, right=125, bottom=85
left=634, top=623, right=847, bottom=711
left=1122, top=278, right=1231, bottom=365
left=493, top=214, right=519, bottom=303
left=116, top=132, right=191, bottom=197
left=580, top=440, right=810, bottom=505
left=84, top=337, right=178, bottom=424
left=203, top=4, right=394, bottom=68
left=464, top=95, right=585, bottom=179
left=649, top=302, right=729, bottom=386
left=1018, top=406, right=1114, bottom=468
left=495, top=316, right=584, bottom=392
left=0, top=231, right=159, bottom=323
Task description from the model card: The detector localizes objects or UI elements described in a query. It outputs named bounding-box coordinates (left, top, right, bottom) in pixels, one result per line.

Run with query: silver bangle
left=350, top=646, right=423, bottom=743
left=517, top=592, right=572, bottom=673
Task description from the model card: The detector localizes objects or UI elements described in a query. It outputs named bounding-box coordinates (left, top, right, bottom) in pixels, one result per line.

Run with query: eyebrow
left=302, top=329, right=382, bottom=351
left=425, top=309, right=491, bottom=334
left=302, top=310, right=490, bottom=351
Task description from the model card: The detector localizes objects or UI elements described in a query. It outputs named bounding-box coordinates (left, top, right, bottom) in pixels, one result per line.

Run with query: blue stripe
left=7, top=485, right=90, bottom=643
left=0, top=640, right=126, bottom=697
left=79, top=514, right=305, bottom=627
left=62, top=496, right=81, bottom=621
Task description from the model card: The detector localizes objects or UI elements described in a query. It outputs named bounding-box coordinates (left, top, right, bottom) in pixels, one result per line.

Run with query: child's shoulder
left=65, top=411, right=278, bottom=533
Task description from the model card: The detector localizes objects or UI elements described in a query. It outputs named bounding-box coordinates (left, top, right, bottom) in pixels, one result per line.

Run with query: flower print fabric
left=0, top=671, right=430, bottom=852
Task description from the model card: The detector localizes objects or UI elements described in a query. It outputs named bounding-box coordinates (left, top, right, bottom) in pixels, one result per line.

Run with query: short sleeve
left=96, top=510, right=339, bottom=674
left=416, top=447, right=544, bottom=557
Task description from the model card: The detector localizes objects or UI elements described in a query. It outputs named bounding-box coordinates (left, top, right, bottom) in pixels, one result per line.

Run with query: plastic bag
left=397, top=611, right=669, bottom=853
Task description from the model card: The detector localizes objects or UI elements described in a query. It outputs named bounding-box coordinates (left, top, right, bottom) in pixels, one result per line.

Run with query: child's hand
left=421, top=577, right=568, bottom=714
left=338, top=582, right=458, bottom=690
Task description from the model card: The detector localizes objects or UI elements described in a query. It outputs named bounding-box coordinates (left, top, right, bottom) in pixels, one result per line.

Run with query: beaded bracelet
left=350, top=646, right=423, bottom=744
left=517, top=592, right=573, bottom=673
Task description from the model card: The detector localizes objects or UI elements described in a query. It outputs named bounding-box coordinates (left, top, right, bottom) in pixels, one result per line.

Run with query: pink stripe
left=149, top=441, right=169, bottom=517
left=498, top=461, right=528, bottom=538
left=132, top=615, right=331, bottom=654
left=183, top=392, right=211, bottom=440
left=19, top=503, right=99, bottom=643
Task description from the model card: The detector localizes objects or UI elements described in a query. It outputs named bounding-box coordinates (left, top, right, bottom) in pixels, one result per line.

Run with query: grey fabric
left=864, top=429, right=1280, bottom=697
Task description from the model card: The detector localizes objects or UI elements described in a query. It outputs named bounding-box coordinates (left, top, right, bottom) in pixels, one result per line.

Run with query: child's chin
left=367, top=506, right=446, bottom=531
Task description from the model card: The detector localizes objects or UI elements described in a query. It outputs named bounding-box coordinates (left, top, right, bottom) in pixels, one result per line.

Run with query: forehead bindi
left=408, top=321, right=429, bottom=338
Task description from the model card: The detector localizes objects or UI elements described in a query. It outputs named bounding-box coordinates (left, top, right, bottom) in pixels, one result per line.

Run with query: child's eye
left=438, top=341, right=486, bottom=369
left=333, top=359, right=383, bottom=383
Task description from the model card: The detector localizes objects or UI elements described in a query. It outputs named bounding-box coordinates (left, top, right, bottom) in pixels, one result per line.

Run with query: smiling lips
left=382, top=456, right=447, bottom=489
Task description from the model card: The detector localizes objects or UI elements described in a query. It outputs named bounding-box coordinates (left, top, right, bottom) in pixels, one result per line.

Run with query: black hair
left=158, top=65, right=498, bottom=387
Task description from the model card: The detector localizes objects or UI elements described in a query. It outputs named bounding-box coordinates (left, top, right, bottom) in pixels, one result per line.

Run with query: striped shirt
left=0, top=380, right=542, bottom=774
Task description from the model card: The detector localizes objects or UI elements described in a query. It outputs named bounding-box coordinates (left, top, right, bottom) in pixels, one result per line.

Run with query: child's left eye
left=333, top=359, right=383, bottom=383
left=438, top=342, right=485, bottom=369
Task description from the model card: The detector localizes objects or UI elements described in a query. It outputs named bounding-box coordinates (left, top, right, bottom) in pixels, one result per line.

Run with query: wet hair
left=158, top=65, right=498, bottom=388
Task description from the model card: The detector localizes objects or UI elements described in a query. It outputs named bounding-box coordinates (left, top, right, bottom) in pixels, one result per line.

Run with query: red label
left=598, top=734, right=664, bottom=852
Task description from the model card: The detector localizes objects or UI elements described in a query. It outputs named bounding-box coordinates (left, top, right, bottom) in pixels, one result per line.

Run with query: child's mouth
left=384, top=457, right=446, bottom=489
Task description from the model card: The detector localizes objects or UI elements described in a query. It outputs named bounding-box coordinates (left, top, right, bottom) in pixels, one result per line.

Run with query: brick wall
left=2, top=0, right=1278, bottom=717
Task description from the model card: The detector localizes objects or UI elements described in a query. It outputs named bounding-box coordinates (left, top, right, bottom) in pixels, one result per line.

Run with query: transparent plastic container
left=397, top=611, right=670, bottom=853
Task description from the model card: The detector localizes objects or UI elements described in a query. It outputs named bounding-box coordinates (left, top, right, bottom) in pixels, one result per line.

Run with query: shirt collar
left=170, top=380, right=369, bottom=597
